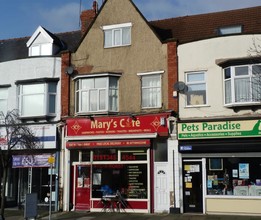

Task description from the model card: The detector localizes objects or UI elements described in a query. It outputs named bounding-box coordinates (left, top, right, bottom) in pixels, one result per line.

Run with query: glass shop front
left=178, top=119, right=261, bottom=215
left=66, top=113, right=170, bottom=213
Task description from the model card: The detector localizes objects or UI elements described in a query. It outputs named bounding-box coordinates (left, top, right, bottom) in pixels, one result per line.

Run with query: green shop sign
left=178, top=120, right=261, bottom=139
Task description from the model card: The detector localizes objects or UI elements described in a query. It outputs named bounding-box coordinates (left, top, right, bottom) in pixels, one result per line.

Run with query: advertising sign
left=12, top=154, right=55, bottom=168
left=0, top=124, right=56, bottom=150
left=178, top=119, right=261, bottom=140
left=67, top=113, right=170, bottom=137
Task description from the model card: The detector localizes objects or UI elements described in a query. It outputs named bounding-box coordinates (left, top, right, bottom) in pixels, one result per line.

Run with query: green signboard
left=178, top=120, right=261, bottom=140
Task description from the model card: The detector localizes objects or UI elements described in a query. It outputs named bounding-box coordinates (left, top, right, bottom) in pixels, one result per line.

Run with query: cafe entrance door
left=74, top=165, right=91, bottom=210
left=182, top=160, right=203, bottom=213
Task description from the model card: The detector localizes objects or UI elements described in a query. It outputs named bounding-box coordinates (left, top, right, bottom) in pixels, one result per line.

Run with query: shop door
left=182, top=160, right=203, bottom=213
left=74, top=165, right=91, bottom=210
left=154, top=163, right=169, bottom=212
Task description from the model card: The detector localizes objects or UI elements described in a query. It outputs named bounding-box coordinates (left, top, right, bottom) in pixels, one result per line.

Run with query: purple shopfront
left=65, top=113, right=170, bottom=213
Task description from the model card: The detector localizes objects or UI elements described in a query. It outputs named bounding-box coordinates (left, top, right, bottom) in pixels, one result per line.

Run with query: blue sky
left=0, top=0, right=260, bottom=40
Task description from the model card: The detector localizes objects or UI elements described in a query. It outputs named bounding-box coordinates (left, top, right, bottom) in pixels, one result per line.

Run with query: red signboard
left=66, top=113, right=170, bottom=137
left=66, top=139, right=150, bottom=149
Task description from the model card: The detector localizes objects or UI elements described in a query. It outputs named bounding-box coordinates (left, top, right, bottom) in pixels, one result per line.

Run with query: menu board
left=127, top=164, right=147, bottom=198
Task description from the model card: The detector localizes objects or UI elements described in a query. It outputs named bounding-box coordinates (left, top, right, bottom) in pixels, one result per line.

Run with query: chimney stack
left=80, top=1, right=98, bottom=35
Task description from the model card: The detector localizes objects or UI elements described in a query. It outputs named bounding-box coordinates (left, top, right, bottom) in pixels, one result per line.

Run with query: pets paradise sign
left=178, top=119, right=261, bottom=139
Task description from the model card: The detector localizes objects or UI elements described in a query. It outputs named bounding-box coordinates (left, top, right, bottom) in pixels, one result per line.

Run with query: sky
left=0, top=0, right=260, bottom=40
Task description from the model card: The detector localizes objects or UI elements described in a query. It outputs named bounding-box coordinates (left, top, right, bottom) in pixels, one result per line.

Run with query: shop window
left=92, top=164, right=147, bottom=199
left=70, top=150, right=80, bottom=162
left=81, top=151, right=90, bottom=162
left=224, top=64, right=261, bottom=106
left=121, top=149, right=147, bottom=161
left=186, top=71, right=207, bottom=106
left=206, top=157, right=261, bottom=196
left=93, top=149, right=118, bottom=161
left=154, top=139, right=167, bottom=162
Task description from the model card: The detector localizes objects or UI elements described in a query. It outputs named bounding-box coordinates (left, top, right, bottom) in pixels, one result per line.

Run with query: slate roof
left=0, top=6, right=260, bottom=63
left=0, top=30, right=81, bottom=62
left=150, top=6, right=261, bottom=44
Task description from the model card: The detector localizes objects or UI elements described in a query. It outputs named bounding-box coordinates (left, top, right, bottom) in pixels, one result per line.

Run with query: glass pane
left=82, top=78, right=94, bottom=90
left=114, top=29, right=121, bottom=46
left=95, top=77, right=107, bottom=88
left=0, top=100, right=7, bottom=114
left=22, top=94, right=44, bottom=115
left=90, top=90, right=97, bottom=111
left=22, top=84, right=44, bottom=94
left=235, top=66, right=248, bottom=76
left=224, top=68, right=231, bottom=79
left=0, top=88, right=8, bottom=98
left=154, top=140, right=167, bottom=162
left=99, top=90, right=106, bottom=110
left=48, top=83, right=57, bottom=93
left=104, top=30, right=112, bottom=47
left=81, top=91, right=88, bottom=112
left=31, top=45, right=40, bottom=56
left=49, top=94, right=56, bottom=113
left=252, top=77, right=261, bottom=101
left=122, top=27, right=131, bottom=45
left=252, top=65, right=261, bottom=75
left=225, top=80, right=231, bottom=104
left=142, top=75, right=160, bottom=87
left=187, top=72, right=204, bottom=82
left=235, top=78, right=250, bottom=102
left=41, top=44, right=50, bottom=55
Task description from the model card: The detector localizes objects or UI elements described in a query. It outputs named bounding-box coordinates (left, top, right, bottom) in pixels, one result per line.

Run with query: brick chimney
left=80, top=0, right=98, bottom=35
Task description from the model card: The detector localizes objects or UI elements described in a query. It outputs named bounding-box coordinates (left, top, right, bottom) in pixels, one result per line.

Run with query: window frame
left=185, top=71, right=207, bottom=107
left=0, top=86, right=9, bottom=115
left=138, top=71, right=164, bottom=109
left=103, top=22, right=132, bottom=48
left=223, top=63, right=261, bottom=107
left=74, top=73, right=120, bottom=114
left=18, top=81, right=57, bottom=118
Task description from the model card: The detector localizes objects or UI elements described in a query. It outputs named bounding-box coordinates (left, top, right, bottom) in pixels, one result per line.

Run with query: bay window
left=0, top=87, right=9, bottom=115
left=224, top=64, right=261, bottom=106
left=75, top=74, right=119, bottom=114
left=18, top=81, right=57, bottom=118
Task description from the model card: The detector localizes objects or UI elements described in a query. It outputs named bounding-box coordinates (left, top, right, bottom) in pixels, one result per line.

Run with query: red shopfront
left=65, top=113, right=170, bottom=213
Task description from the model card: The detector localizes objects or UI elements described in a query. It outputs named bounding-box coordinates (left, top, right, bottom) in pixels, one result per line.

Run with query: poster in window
left=239, top=163, right=249, bottom=179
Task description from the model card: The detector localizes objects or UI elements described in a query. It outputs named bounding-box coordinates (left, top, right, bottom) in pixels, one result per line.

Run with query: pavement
left=4, top=209, right=261, bottom=220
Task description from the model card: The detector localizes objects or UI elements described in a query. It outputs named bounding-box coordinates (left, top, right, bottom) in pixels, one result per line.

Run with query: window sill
left=19, top=115, right=56, bottom=121
left=225, top=102, right=261, bottom=112
left=185, top=104, right=210, bottom=108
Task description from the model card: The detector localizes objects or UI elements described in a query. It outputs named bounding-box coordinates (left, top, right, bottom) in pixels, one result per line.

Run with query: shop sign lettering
left=178, top=119, right=261, bottom=139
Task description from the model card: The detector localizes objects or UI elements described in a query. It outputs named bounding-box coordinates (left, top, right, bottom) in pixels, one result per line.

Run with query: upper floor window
left=186, top=71, right=207, bottom=106
left=75, top=74, right=119, bottom=114
left=138, top=71, right=163, bottom=109
left=18, top=81, right=57, bottom=118
left=218, top=25, right=242, bottom=36
left=224, top=64, right=261, bottom=106
left=30, top=43, right=52, bottom=56
left=103, top=23, right=132, bottom=48
left=0, top=87, right=9, bottom=115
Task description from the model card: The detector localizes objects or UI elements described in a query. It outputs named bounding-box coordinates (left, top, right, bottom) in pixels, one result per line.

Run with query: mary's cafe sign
left=178, top=119, right=261, bottom=139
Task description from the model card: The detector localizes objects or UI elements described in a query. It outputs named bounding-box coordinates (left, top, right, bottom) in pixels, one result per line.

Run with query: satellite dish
left=66, top=66, right=74, bottom=75
left=174, top=81, right=188, bottom=93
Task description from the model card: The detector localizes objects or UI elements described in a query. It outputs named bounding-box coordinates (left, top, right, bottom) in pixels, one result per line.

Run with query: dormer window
left=218, top=25, right=242, bottom=36
left=31, top=43, right=52, bottom=56
left=26, top=26, right=60, bottom=57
